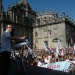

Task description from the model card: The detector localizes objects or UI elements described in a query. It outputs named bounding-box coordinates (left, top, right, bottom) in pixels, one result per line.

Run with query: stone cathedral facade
left=0, top=0, right=36, bottom=47
left=33, top=11, right=75, bottom=49
left=0, top=0, right=75, bottom=49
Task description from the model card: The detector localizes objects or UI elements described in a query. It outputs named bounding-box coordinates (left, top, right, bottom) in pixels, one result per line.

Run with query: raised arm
left=8, top=36, right=27, bottom=41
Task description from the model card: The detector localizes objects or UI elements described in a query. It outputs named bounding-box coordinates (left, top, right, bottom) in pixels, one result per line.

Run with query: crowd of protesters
left=1, top=44, right=75, bottom=74
left=12, top=46, right=75, bottom=74
left=1, top=40, right=75, bottom=74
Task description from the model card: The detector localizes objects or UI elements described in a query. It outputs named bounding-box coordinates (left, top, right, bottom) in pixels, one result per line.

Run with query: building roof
left=18, top=0, right=28, bottom=5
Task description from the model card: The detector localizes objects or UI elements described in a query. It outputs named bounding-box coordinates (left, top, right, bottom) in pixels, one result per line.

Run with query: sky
left=2, top=0, right=75, bottom=20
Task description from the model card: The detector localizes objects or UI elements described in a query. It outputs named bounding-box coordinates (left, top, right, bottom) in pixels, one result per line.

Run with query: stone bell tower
left=0, top=0, right=2, bottom=20
left=0, top=0, right=2, bottom=41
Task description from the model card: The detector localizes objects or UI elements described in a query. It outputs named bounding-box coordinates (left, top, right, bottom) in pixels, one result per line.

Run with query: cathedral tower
left=0, top=0, right=2, bottom=21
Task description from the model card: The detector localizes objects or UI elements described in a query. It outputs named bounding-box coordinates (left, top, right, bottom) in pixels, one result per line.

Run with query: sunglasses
left=7, top=27, right=12, bottom=28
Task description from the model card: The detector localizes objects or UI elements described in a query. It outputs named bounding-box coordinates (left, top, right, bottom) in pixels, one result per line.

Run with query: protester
left=68, top=63, right=75, bottom=74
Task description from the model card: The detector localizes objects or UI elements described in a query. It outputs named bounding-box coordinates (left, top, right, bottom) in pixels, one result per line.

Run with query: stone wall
left=33, top=22, right=67, bottom=49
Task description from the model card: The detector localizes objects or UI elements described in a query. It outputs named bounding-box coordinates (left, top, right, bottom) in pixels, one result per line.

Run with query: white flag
left=43, top=41, right=48, bottom=51
left=56, top=39, right=59, bottom=57
left=61, top=49, right=64, bottom=56
left=74, top=43, right=75, bottom=50
left=58, top=39, right=62, bottom=49
left=73, top=43, right=75, bottom=54
left=26, top=44, right=33, bottom=54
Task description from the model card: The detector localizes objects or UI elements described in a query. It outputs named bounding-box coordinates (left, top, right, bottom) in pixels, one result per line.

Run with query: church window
left=35, top=32, right=38, bottom=37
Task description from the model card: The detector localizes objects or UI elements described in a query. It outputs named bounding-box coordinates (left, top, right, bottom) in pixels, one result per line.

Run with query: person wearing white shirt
left=37, top=59, right=43, bottom=66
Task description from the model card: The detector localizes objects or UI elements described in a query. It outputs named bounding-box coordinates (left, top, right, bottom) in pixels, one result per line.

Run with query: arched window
left=52, top=38, right=61, bottom=42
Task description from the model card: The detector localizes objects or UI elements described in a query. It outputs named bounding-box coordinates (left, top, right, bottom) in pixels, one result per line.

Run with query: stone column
left=16, top=15, right=17, bottom=23
left=1, top=22, right=3, bottom=37
left=12, top=12, right=14, bottom=22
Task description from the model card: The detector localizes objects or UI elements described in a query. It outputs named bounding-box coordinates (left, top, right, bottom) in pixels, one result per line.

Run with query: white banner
left=39, top=61, right=75, bottom=72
